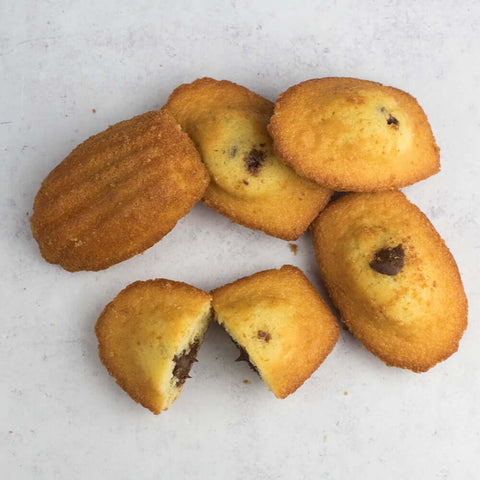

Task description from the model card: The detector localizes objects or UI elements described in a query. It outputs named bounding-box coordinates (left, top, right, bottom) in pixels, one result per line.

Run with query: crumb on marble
left=289, top=243, right=298, bottom=255
left=344, top=391, right=348, bottom=396
left=243, top=379, right=250, bottom=384
left=92, top=109, right=96, bottom=114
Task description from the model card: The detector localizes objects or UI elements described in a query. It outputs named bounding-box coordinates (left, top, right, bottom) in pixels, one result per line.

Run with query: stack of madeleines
left=31, top=77, right=468, bottom=414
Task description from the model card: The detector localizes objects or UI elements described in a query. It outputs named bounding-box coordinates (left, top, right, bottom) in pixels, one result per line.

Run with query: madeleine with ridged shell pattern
left=30, top=109, right=209, bottom=271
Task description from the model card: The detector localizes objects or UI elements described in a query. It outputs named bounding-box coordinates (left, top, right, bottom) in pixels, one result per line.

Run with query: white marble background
left=2, top=1, right=479, bottom=478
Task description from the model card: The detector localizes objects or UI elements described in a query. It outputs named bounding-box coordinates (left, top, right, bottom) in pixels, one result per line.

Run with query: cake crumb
left=344, top=391, right=348, bottom=396
left=9, top=430, right=13, bottom=434
left=64, top=114, right=69, bottom=118
left=324, top=435, right=329, bottom=443
left=243, top=379, right=250, bottom=384
left=92, top=108, right=96, bottom=114
left=289, top=243, right=298, bottom=255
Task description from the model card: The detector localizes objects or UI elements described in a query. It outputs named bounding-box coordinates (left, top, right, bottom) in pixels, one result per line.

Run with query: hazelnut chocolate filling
left=257, top=330, right=271, bottom=342
left=232, top=338, right=258, bottom=373
left=379, top=106, right=400, bottom=129
left=244, top=148, right=266, bottom=175
left=370, top=244, right=405, bottom=276
left=387, top=114, right=399, bottom=128
left=172, top=339, right=200, bottom=387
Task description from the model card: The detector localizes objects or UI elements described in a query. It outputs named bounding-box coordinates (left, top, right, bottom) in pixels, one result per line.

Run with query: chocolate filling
left=257, top=330, right=271, bottom=342
left=379, top=106, right=400, bottom=129
left=387, top=114, right=399, bottom=128
left=244, top=148, right=266, bottom=175
left=172, top=339, right=200, bottom=387
left=231, top=338, right=258, bottom=373
left=370, top=244, right=405, bottom=276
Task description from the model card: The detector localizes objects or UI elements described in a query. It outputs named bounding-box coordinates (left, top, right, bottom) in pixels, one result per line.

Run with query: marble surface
left=2, top=1, right=479, bottom=478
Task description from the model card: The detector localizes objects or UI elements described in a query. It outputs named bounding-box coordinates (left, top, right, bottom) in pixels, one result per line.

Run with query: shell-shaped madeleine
left=30, top=110, right=209, bottom=271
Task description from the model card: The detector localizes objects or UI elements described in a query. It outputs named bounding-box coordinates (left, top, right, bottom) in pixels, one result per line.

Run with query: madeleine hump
left=311, top=191, right=467, bottom=372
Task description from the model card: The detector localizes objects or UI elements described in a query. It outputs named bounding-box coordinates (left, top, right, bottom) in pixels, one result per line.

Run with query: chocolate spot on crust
left=230, top=145, right=238, bottom=157
left=257, top=330, right=271, bottom=342
left=244, top=149, right=265, bottom=176
left=172, top=339, right=200, bottom=387
left=243, top=179, right=249, bottom=185
left=370, top=245, right=405, bottom=276
left=379, top=107, right=399, bottom=129
left=387, top=114, right=399, bottom=128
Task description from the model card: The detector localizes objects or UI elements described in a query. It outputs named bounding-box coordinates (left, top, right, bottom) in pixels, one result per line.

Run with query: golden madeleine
left=212, top=265, right=339, bottom=398
left=311, top=191, right=467, bottom=372
left=269, top=77, right=440, bottom=191
left=164, top=78, right=331, bottom=240
left=95, top=279, right=212, bottom=414
left=31, top=109, right=209, bottom=271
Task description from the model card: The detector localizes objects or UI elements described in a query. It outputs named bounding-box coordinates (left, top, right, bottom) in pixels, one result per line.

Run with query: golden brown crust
left=211, top=265, right=339, bottom=398
left=269, top=77, right=440, bottom=191
left=30, top=109, right=209, bottom=271
left=311, top=191, right=467, bottom=372
left=95, top=279, right=212, bottom=414
left=164, top=78, right=332, bottom=240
